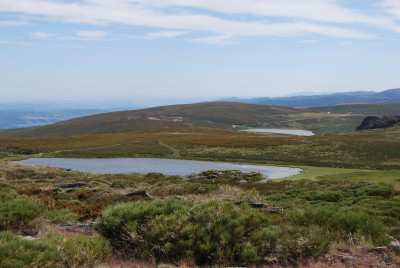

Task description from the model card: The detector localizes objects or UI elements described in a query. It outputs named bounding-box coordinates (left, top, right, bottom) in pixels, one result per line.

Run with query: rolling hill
left=302, top=103, right=400, bottom=115
left=0, top=102, right=364, bottom=138
left=220, top=88, right=400, bottom=107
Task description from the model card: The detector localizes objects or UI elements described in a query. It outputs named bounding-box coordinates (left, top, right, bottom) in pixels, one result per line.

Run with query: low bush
left=44, top=208, right=79, bottom=224
left=288, top=207, right=389, bottom=246
left=0, top=231, right=65, bottom=267
left=0, top=192, right=45, bottom=232
left=96, top=198, right=337, bottom=265
left=45, top=233, right=112, bottom=267
left=356, top=185, right=395, bottom=199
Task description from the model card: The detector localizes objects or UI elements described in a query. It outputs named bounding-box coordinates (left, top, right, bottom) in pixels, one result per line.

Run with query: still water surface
left=16, top=158, right=302, bottom=179
left=241, top=128, right=314, bottom=136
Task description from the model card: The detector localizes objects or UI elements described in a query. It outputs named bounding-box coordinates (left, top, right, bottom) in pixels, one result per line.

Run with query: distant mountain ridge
left=219, top=88, right=400, bottom=107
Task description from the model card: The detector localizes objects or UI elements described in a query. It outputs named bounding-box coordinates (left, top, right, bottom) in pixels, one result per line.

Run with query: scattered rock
left=77, top=222, right=94, bottom=228
left=53, top=182, right=88, bottom=189
left=22, top=230, right=40, bottom=236
left=56, top=222, right=97, bottom=235
left=372, top=247, right=389, bottom=254
left=77, top=215, right=100, bottom=222
left=234, top=202, right=283, bottom=214
left=126, top=190, right=150, bottom=197
left=257, top=176, right=271, bottom=183
left=19, top=235, right=38, bottom=241
left=95, top=180, right=111, bottom=186
left=173, top=195, right=188, bottom=201
left=359, top=181, right=376, bottom=185
left=184, top=170, right=266, bottom=182
left=389, top=236, right=400, bottom=253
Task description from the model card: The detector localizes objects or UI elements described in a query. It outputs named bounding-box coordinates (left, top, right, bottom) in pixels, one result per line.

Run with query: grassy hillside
left=304, top=103, right=400, bottom=115
left=0, top=102, right=363, bottom=138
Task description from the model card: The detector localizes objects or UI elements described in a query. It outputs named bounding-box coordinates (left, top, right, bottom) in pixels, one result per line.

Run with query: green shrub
left=178, top=200, right=271, bottom=264
left=0, top=192, right=45, bottom=232
left=0, top=182, right=16, bottom=191
left=45, top=233, right=112, bottom=267
left=96, top=198, right=192, bottom=258
left=278, top=225, right=332, bottom=262
left=356, top=185, right=395, bottom=199
left=0, top=231, right=65, bottom=267
left=313, top=191, right=342, bottom=202
left=96, top=198, right=273, bottom=265
left=288, top=207, right=389, bottom=246
left=44, top=208, right=79, bottom=224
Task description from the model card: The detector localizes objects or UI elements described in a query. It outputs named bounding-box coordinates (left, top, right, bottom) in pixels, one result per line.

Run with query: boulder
left=53, top=182, right=88, bottom=189
left=126, top=190, right=150, bottom=197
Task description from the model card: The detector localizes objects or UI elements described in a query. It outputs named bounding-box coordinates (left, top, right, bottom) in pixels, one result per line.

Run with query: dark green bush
left=313, top=191, right=342, bottom=202
left=96, top=198, right=343, bottom=265
left=178, top=200, right=271, bottom=264
left=356, top=185, right=395, bottom=199
left=95, top=198, right=192, bottom=257
left=0, top=231, right=65, bottom=267
left=96, top=198, right=276, bottom=265
left=0, top=192, right=45, bottom=232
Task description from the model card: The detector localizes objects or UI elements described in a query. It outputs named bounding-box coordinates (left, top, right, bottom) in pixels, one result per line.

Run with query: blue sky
left=1, top=0, right=400, bottom=101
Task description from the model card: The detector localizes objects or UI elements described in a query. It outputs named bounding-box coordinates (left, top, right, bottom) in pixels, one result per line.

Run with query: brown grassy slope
left=0, top=102, right=358, bottom=138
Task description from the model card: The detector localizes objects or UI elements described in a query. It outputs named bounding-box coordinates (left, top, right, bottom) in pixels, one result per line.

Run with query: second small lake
left=241, top=128, right=314, bottom=136
left=15, top=158, right=302, bottom=179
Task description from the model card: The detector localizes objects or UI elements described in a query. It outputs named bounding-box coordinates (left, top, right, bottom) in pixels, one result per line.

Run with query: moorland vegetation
left=1, top=102, right=400, bottom=266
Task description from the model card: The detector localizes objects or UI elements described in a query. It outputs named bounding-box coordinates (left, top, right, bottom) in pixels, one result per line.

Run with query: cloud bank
left=0, top=0, right=399, bottom=44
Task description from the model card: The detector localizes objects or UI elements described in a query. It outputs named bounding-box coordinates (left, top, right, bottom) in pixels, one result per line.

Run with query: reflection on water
left=16, top=158, right=302, bottom=179
left=241, top=128, right=314, bottom=136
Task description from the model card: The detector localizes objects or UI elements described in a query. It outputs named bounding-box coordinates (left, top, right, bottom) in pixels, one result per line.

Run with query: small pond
left=15, top=158, right=302, bottom=179
left=241, top=128, right=314, bottom=136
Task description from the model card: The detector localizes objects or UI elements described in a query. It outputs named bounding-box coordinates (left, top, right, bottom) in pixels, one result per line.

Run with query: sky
left=1, top=0, right=400, bottom=101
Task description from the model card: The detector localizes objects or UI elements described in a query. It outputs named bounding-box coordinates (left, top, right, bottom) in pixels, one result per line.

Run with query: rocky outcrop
left=53, top=182, right=88, bottom=188
left=184, top=170, right=270, bottom=183
left=126, top=190, right=150, bottom=197
left=356, top=115, right=400, bottom=131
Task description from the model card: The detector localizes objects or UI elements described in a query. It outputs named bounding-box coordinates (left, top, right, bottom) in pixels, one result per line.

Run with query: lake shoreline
left=15, top=157, right=302, bottom=179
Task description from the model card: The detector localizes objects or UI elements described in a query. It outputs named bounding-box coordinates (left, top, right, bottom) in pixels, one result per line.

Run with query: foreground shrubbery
left=96, top=197, right=389, bottom=265
left=0, top=231, right=65, bottom=267
left=288, top=207, right=388, bottom=246
left=44, top=233, right=112, bottom=267
left=0, top=192, right=45, bottom=232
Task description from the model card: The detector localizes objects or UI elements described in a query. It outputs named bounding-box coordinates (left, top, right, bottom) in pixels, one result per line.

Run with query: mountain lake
left=15, top=158, right=302, bottom=179
left=241, top=128, right=314, bottom=136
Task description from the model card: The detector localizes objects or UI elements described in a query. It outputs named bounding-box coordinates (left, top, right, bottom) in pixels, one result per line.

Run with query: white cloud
left=382, top=0, right=400, bottom=19
left=0, top=39, right=10, bottom=44
left=76, top=30, right=107, bottom=39
left=0, top=0, right=398, bottom=44
left=0, top=20, right=26, bottom=27
left=191, top=35, right=236, bottom=45
left=298, top=39, right=321, bottom=44
left=147, top=31, right=189, bottom=38
left=30, top=32, right=54, bottom=39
